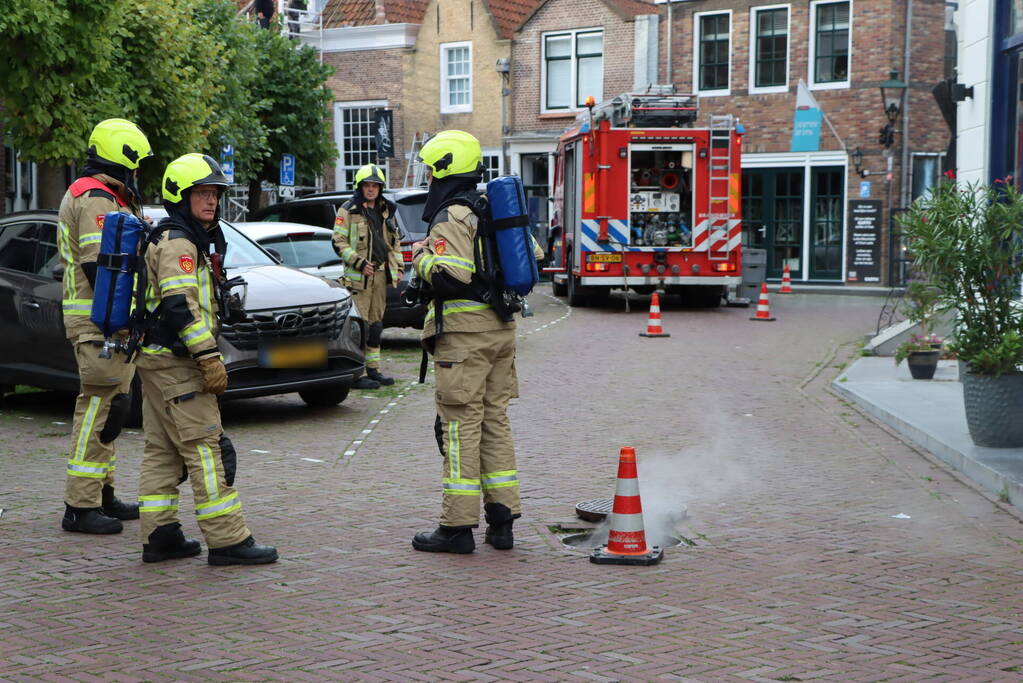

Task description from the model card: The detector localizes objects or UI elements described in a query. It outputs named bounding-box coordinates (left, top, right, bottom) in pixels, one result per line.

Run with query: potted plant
left=897, top=177, right=1023, bottom=447
left=893, top=280, right=942, bottom=379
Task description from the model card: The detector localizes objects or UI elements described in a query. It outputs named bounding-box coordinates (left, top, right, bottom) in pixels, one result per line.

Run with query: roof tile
left=483, top=0, right=543, bottom=39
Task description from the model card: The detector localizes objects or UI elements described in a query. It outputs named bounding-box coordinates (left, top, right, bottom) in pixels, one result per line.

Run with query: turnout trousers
left=433, top=328, right=520, bottom=528
left=136, top=360, right=250, bottom=549
left=64, top=335, right=135, bottom=508
left=352, top=270, right=387, bottom=369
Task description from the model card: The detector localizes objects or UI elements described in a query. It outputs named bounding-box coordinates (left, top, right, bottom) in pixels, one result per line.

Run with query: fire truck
left=547, top=86, right=744, bottom=307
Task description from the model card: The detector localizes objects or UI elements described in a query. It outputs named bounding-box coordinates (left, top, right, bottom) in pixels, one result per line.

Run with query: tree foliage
left=0, top=0, right=129, bottom=163
left=248, top=29, right=336, bottom=192
left=0, top=0, right=336, bottom=203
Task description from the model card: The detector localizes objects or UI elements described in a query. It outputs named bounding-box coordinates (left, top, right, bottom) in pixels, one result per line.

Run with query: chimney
left=374, top=0, right=387, bottom=24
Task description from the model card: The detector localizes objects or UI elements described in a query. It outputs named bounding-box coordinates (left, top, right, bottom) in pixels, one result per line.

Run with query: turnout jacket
left=331, top=199, right=403, bottom=290
left=413, top=203, right=515, bottom=339
left=57, top=174, right=143, bottom=340
left=138, top=229, right=221, bottom=365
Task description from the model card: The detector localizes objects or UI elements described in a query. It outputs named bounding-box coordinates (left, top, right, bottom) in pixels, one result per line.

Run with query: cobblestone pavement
left=1, top=286, right=1021, bottom=682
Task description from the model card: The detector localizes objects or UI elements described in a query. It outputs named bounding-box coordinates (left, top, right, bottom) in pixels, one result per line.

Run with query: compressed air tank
left=90, top=212, right=147, bottom=337
left=486, top=175, right=539, bottom=296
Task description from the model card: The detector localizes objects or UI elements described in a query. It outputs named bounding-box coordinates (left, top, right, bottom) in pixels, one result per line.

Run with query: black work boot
left=353, top=375, right=381, bottom=390
left=142, top=523, right=202, bottom=563
left=62, top=504, right=123, bottom=534
left=208, top=536, right=278, bottom=566
left=101, top=485, right=139, bottom=520
left=366, top=368, right=395, bottom=386
left=483, top=503, right=516, bottom=550
left=412, top=525, right=476, bottom=554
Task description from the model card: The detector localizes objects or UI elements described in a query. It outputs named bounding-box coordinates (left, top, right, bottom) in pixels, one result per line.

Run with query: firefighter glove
left=197, top=356, right=228, bottom=395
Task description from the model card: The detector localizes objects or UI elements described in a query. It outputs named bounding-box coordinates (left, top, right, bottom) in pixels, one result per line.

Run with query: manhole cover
left=575, top=498, right=614, bottom=522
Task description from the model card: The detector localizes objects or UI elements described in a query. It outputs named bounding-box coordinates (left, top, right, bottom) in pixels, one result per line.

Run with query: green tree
left=194, top=0, right=270, bottom=188
left=245, top=29, right=336, bottom=213
left=107, top=0, right=222, bottom=197
left=0, top=1, right=129, bottom=206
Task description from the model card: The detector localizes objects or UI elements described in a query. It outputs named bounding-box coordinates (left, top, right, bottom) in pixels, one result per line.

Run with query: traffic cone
left=749, top=282, right=776, bottom=321
left=779, top=263, right=793, bottom=293
left=590, top=447, right=664, bottom=566
left=638, top=293, right=670, bottom=337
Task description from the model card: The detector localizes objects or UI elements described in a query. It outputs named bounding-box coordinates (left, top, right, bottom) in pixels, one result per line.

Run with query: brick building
left=662, top=0, right=949, bottom=285
left=507, top=0, right=660, bottom=234
left=311, top=0, right=539, bottom=193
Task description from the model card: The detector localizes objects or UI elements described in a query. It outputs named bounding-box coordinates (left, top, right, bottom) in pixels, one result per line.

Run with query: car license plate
left=587, top=253, right=622, bottom=263
left=258, top=340, right=328, bottom=369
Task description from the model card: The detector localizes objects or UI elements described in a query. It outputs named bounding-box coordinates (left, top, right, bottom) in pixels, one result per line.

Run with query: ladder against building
left=706, top=114, right=736, bottom=259
left=404, top=131, right=431, bottom=188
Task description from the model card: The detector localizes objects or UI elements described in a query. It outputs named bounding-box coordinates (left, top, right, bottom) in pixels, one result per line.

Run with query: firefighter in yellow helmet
left=59, top=118, right=152, bottom=534
left=410, top=131, right=521, bottom=553
left=134, top=153, right=277, bottom=565
left=331, top=163, right=403, bottom=388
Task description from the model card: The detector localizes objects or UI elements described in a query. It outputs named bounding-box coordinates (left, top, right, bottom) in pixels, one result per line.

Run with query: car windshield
left=259, top=233, right=336, bottom=268
left=395, top=195, right=429, bottom=242
left=221, top=222, right=278, bottom=268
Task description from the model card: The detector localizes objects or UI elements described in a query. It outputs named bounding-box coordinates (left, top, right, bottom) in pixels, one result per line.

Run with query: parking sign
left=220, top=145, right=235, bottom=184
left=280, top=154, right=296, bottom=186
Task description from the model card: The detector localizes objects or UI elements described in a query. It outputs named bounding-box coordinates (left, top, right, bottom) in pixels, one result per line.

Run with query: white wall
left=955, top=0, right=993, bottom=184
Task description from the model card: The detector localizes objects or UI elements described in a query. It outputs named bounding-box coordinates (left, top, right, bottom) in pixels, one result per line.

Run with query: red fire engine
left=547, top=87, right=744, bottom=307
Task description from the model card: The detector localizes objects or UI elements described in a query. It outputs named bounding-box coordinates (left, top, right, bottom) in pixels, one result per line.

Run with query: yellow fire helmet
left=162, top=153, right=230, bottom=203
left=418, top=130, right=483, bottom=179
left=354, top=163, right=386, bottom=187
left=88, top=118, right=153, bottom=170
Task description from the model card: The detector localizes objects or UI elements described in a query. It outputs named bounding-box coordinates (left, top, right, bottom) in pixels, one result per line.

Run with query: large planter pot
left=907, top=350, right=940, bottom=380
left=961, top=369, right=1023, bottom=448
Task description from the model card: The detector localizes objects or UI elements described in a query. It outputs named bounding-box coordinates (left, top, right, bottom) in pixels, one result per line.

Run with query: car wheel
left=299, top=383, right=351, bottom=407
left=127, top=374, right=143, bottom=428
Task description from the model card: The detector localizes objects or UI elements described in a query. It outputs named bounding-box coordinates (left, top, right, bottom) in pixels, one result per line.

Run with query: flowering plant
left=896, top=178, right=1023, bottom=375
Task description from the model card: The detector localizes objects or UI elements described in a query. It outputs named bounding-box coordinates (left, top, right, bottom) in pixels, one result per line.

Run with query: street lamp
left=878, top=69, right=907, bottom=149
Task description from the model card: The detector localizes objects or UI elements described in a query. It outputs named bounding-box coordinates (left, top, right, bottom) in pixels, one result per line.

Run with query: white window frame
left=334, top=99, right=386, bottom=191
left=440, top=41, right=473, bottom=114
left=540, top=27, right=604, bottom=114
left=748, top=4, right=790, bottom=95
left=481, top=149, right=503, bottom=182
left=693, top=10, right=732, bottom=97
left=808, top=0, right=852, bottom=90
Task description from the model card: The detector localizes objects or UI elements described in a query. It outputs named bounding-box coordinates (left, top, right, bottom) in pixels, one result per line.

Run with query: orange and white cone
left=750, top=282, right=776, bottom=321
left=638, top=293, right=670, bottom=337
left=590, top=447, right=664, bottom=566
left=779, top=263, right=793, bottom=293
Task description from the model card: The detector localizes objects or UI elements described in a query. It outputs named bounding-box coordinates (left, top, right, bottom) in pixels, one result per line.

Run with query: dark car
left=248, top=188, right=428, bottom=328
left=0, top=210, right=368, bottom=423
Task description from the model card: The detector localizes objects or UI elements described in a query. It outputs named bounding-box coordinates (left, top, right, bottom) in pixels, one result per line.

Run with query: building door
left=809, top=167, right=844, bottom=280
left=742, top=168, right=804, bottom=279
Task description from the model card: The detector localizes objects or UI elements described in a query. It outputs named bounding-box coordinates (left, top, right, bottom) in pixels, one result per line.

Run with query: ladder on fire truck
left=403, top=131, right=431, bottom=188
left=706, top=114, right=735, bottom=260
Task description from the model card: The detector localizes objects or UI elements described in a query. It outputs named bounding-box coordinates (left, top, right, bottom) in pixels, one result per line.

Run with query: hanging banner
left=790, top=80, right=823, bottom=152
left=374, top=109, right=394, bottom=159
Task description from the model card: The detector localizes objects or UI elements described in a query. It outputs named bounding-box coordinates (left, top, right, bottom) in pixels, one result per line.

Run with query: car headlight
left=348, top=317, right=363, bottom=346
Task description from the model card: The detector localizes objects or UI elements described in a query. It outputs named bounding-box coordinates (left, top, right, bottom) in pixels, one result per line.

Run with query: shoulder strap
left=341, top=199, right=360, bottom=214
left=69, top=177, right=127, bottom=207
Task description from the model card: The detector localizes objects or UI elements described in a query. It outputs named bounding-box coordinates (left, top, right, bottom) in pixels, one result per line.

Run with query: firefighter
left=135, top=153, right=277, bottom=565
left=331, top=163, right=404, bottom=388
left=59, top=118, right=152, bottom=534
left=410, top=131, right=520, bottom=554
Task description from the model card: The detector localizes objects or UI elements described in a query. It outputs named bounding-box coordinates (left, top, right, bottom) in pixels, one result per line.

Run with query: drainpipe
left=666, top=0, right=673, bottom=84
left=900, top=0, right=913, bottom=208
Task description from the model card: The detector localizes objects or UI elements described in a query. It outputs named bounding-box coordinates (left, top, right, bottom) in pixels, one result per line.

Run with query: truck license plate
left=587, top=253, right=622, bottom=263
left=258, top=340, right=328, bottom=369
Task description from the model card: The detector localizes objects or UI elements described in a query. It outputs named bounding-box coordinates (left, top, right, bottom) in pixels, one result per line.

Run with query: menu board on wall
left=846, top=200, right=882, bottom=283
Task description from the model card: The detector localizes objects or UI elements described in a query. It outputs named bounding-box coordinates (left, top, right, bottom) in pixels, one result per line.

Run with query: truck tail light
left=713, top=263, right=737, bottom=272
left=585, top=262, right=611, bottom=272
left=401, top=241, right=414, bottom=263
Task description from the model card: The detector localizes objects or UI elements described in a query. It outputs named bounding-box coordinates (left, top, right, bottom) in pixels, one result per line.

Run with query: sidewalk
left=833, top=356, right=1023, bottom=515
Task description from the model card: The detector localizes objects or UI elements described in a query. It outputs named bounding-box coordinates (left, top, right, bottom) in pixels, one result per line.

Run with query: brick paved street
left=1, top=286, right=1021, bottom=682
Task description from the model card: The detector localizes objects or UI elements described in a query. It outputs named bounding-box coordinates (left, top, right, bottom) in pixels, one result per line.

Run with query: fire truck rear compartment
left=628, top=147, right=693, bottom=248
